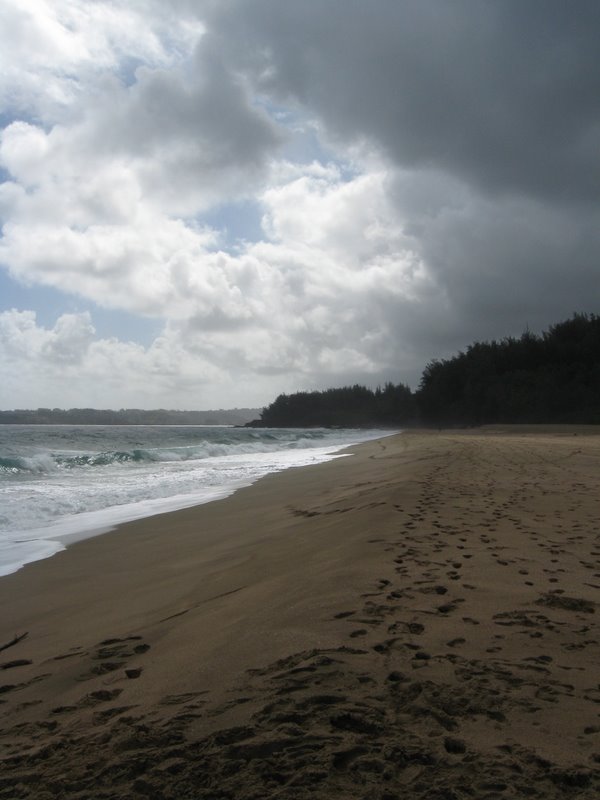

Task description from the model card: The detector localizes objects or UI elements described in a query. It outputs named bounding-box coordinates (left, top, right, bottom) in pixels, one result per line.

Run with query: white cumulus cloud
left=1, top=0, right=599, bottom=409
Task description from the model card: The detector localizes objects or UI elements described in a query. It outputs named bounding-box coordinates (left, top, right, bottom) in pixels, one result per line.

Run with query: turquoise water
left=0, top=425, right=392, bottom=576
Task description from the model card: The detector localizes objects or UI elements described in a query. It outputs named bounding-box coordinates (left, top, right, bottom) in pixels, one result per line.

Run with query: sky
left=0, top=0, right=599, bottom=410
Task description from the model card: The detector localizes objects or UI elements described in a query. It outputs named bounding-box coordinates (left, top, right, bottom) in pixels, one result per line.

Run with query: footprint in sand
left=77, top=636, right=151, bottom=681
left=446, top=638, right=466, bottom=648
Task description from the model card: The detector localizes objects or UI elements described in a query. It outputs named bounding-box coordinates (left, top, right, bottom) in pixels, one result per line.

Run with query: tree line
left=0, top=408, right=259, bottom=426
left=256, top=314, right=600, bottom=427
left=256, top=383, right=417, bottom=428
left=418, top=313, right=600, bottom=426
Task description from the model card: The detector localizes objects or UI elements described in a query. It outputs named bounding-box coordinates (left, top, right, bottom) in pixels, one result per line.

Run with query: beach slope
left=1, top=430, right=599, bottom=798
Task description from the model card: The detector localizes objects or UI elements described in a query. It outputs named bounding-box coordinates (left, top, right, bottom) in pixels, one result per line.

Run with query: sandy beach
left=1, top=429, right=599, bottom=799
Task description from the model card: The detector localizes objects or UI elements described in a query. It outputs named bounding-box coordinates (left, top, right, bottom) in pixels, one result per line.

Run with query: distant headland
left=0, top=408, right=260, bottom=426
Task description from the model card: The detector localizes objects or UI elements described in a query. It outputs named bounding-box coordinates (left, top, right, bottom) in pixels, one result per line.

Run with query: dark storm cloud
left=208, top=0, right=600, bottom=205
left=199, top=0, right=600, bottom=380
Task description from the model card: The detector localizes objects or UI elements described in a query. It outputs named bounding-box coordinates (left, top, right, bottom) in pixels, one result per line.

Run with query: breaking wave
left=0, top=425, right=396, bottom=576
left=0, top=429, right=348, bottom=475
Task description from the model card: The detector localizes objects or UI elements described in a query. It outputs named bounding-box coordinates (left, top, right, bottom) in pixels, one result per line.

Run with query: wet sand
left=1, top=429, right=599, bottom=798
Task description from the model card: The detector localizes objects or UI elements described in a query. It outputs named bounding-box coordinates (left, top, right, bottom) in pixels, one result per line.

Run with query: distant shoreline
left=0, top=408, right=260, bottom=426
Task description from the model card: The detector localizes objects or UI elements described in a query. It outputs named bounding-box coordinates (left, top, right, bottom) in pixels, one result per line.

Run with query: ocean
left=0, top=424, right=392, bottom=577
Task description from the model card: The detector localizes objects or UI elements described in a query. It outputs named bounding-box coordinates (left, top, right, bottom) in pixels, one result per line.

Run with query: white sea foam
left=0, top=426, right=395, bottom=576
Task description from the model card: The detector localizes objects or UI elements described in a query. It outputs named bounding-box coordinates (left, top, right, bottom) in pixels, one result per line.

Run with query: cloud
left=208, top=0, right=600, bottom=204
left=204, top=0, right=600, bottom=361
left=0, top=0, right=202, bottom=118
left=0, top=32, right=283, bottom=219
left=41, top=310, right=95, bottom=363
left=0, top=164, right=439, bottom=406
left=0, top=309, right=232, bottom=409
left=1, top=1, right=599, bottom=408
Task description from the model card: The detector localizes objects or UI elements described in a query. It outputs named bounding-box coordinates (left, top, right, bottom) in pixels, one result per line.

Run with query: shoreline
left=1, top=430, right=599, bottom=799
left=1, top=427, right=392, bottom=578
